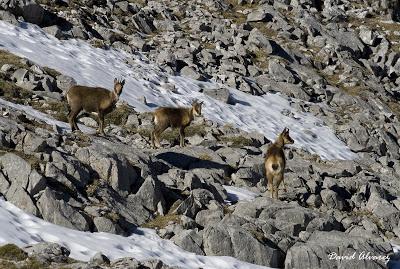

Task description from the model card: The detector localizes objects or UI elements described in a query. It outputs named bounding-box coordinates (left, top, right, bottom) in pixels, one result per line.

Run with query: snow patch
left=223, top=185, right=260, bottom=202
left=0, top=21, right=357, bottom=160
left=0, top=199, right=273, bottom=269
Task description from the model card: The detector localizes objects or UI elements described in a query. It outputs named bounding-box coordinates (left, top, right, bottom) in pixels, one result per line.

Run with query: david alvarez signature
left=328, top=251, right=390, bottom=264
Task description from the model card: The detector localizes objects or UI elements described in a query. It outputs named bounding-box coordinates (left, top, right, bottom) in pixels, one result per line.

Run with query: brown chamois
left=264, top=127, right=294, bottom=199
left=151, top=100, right=203, bottom=148
left=66, top=78, right=125, bottom=135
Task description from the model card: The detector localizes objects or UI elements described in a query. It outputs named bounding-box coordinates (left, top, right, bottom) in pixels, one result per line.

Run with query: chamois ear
left=283, top=127, right=289, bottom=133
left=121, top=79, right=125, bottom=86
left=114, top=78, right=118, bottom=85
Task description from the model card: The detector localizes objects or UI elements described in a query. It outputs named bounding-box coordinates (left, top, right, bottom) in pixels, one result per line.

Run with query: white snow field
left=0, top=199, right=272, bottom=269
left=0, top=20, right=357, bottom=160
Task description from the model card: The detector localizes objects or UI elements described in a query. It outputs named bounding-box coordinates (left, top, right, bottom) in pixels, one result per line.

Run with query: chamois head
left=192, top=100, right=203, bottom=116
left=114, top=78, right=125, bottom=96
left=280, top=127, right=294, bottom=145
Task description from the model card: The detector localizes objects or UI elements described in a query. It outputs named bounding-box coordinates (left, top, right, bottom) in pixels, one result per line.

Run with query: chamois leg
left=179, top=126, right=186, bottom=147
left=273, top=174, right=284, bottom=199
left=151, top=129, right=156, bottom=148
left=272, top=184, right=277, bottom=199
left=152, top=124, right=168, bottom=148
left=97, top=111, right=105, bottom=135
left=68, top=108, right=81, bottom=132
left=67, top=105, right=71, bottom=120
left=67, top=110, right=73, bottom=130
left=151, top=131, right=155, bottom=148
left=271, top=175, right=277, bottom=199
left=266, top=170, right=273, bottom=198
left=151, top=127, right=160, bottom=148
left=282, top=177, right=287, bottom=192
left=73, top=117, right=80, bottom=131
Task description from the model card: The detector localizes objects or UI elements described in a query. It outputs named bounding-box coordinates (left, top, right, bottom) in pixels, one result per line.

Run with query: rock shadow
left=155, top=152, right=230, bottom=171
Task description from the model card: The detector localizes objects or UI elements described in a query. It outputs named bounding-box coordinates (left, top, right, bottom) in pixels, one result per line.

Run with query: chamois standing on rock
left=151, top=100, right=203, bottom=148
left=265, top=127, right=294, bottom=199
left=66, top=78, right=125, bottom=135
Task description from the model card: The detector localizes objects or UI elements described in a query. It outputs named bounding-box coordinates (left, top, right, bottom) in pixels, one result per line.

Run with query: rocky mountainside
left=1, top=0, right=400, bottom=268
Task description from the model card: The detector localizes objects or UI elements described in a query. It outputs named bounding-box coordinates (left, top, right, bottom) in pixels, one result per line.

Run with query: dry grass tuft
left=0, top=244, right=27, bottom=262
left=142, top=214, right=182, bottom=229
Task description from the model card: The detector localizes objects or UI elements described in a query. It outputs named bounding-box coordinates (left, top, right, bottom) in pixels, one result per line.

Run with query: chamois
left=151, top=100, right=203, bottom=148
left=66, top=78, right=125, bottom=135
left=265, top=127, right=294, bottom=199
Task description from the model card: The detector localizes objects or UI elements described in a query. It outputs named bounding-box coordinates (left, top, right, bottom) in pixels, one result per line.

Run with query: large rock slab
left=234, top=197, right=341, bottom=236
left=0, top=153, right=46, bottom=196
left=203, top=223, right=284, bottom=268
left=76, top=142, right=139, bottom=195
left=36, top=188, right=91, bottom=231
left=23, top=242, right=70, bottom=264
left=5, top=183, right=39, bottom=216
left=171, top=229, right=204, bottom=255
left=246, top=6, right=275, bottom=22
left=285, top=231, right=392, bottom=269
left=128, top=176, right=165, bottom=213
left=50, top=151, right=91, bottom=189
left=203, top=88, right=233, bottom=104
left=180, top=66, right=205, bottom=81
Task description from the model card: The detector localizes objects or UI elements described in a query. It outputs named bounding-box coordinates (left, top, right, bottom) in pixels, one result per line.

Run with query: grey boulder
left=36, top=188, right=91, bottom=231
left=203, top=223, right=284, bottom=268
left=285, top=231, right=392, bottom=269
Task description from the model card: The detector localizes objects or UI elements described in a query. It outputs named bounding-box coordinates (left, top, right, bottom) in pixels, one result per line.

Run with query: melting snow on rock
left=0, top=198, right=272, bottom=269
